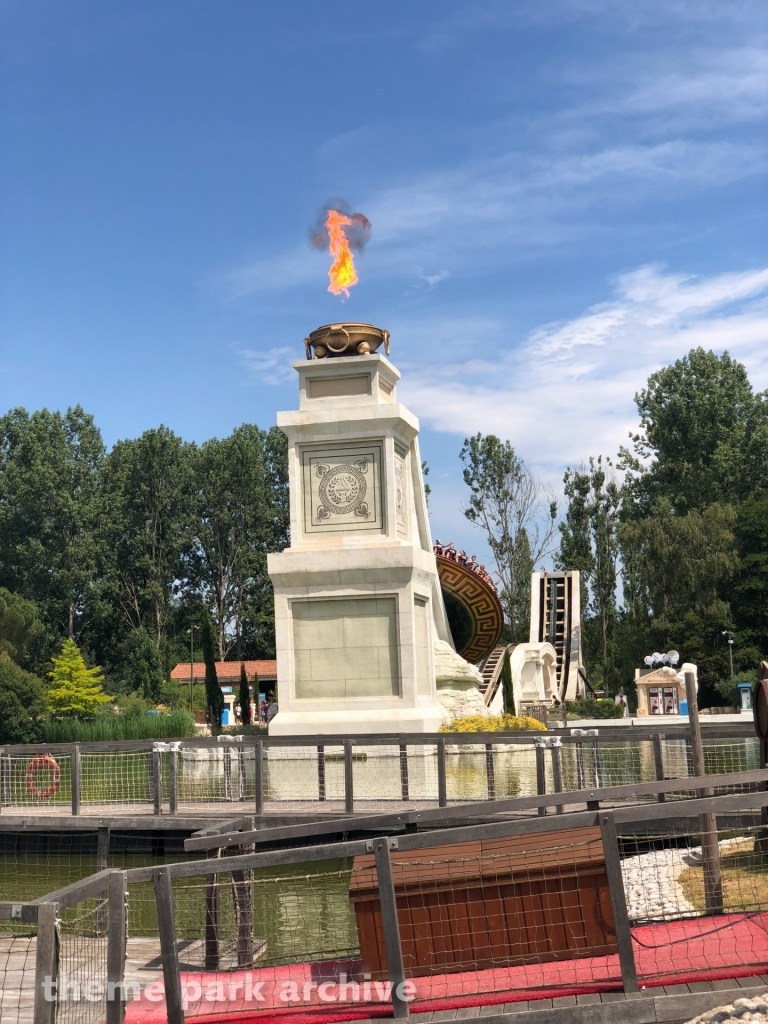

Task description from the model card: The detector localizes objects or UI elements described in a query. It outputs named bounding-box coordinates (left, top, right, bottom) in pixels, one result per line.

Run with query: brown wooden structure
left=348, top=826, right=617, bottom=979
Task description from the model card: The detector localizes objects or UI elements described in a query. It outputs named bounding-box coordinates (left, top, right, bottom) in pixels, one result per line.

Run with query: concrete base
left=268, top=705, right=447, bottom=736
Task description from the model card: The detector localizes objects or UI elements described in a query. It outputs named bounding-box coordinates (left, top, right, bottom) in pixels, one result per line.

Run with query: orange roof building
left=170, top=660, right=277, bottom=684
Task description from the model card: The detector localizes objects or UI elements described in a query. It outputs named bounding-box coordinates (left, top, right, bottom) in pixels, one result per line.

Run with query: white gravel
left=621, top=837, right=747, bottom=923
left=685, top=993, right=768, bottom=1023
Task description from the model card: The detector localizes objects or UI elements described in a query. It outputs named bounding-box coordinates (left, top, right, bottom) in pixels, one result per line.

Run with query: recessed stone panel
left=292, top=596, right=400, bottom=700
left=301, top=442, right=385, bottom=535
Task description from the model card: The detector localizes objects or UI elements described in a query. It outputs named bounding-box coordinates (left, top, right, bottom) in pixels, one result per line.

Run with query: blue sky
left=1, top=1, right=766, bottom=566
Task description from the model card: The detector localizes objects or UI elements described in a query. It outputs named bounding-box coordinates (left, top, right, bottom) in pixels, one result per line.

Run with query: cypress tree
left=199, top=608, right=223, bottom=729
left=501, top=646, right=515, bottom=717
left=239, top=663, right=251, bottom=726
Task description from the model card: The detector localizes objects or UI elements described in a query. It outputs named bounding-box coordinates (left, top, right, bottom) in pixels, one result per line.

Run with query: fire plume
left=312, top=203, right=371, bottom=299
left=326, top=209, right=358, bottom=297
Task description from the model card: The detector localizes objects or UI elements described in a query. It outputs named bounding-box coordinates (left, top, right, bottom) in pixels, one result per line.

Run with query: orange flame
left=325, top=209, right=359, bottom=298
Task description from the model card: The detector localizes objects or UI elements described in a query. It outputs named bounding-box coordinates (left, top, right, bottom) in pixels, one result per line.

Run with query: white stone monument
left=267, top=323, right=452, bottom=735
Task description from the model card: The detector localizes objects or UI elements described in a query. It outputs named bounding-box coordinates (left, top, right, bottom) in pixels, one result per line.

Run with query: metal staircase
left=480, top=644, right=513, bottom=707
left=538, top=573, right=573, bottom=700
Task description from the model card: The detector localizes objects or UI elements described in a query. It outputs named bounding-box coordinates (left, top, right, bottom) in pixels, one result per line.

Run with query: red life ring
left=25, top=754, right=61, bottom=799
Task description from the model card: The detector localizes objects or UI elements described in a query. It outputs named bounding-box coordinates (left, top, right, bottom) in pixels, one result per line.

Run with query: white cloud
left=400, top=264, right=768, bottom=479
left=219, top=137, right=765, bottom=298
left=233, top=344, right=295, bottom=386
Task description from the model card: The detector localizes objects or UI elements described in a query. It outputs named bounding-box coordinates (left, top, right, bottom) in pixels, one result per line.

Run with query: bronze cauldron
left=304, top=323, right=390, bottom=359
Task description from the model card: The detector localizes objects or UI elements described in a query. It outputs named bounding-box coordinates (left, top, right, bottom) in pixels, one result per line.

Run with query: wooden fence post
left=399, top=744, right=410, bottom=802
left=237, top=747, right=246, bottom=802
left=0, top=748, right=8, bottom=809
left=254, top=740, right=264, bottom=816
left=205, top=849, right=220, bottom=971
left=599, top=812, right=639, bottom=995
left=373, top=838, right=409, bottom=1019
left=33, top=901, right=58, bottom=1024
left=106, top=871, right=127, bottom=1024
left=154, top=867, right=184, bottom=1024
left=223, top=747, right=232, bottom=802
left=550, top=741, right=564, bottom=815
left=169, top=746, right=179, bottom=815
left=652, top=733, right=666, bottom=803
left=317, top=745, right=326, bottom=802
left=485, top=743, right=496, bottom=801
left=152, top=748, right=162, bottom=816
left=71, top=744, right=81, bottom=816
left=437, top=738, right=447, bottom=808
left=686, top=671, right=723, bottom=915
left=226, top=818, right=255, bottom=968
left=95, top=826, right=110, bottom=935
left=535, top=742, right=546, bottom=816
left=344, top=740, right=354, bottom=814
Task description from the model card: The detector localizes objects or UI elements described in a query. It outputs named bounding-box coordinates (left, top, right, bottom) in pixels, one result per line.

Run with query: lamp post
left=721, top=630, right=734, bottom=680
left=187, top=625, right=198, bottom=714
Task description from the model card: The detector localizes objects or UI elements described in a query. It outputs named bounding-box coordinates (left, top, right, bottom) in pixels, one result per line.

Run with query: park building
left=169, top=658, right=277, bottom=725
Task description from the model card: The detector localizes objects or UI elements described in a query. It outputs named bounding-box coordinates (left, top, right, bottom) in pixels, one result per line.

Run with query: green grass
left=41, top=709, right=196, bottom=743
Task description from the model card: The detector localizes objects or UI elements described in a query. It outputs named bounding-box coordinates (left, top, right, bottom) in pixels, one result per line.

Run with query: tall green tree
left=460, top=433, right=557, bottom=642
left=557, top=457, right=621, bottom=692
left=729, top=490, right=768, bottom=661
left=128, top=628, right=165, bottom=703
left=199, top=607, right=223, bottom=729
left=239, top=663, right=251, bottom=726
left=98, top=426, right=194, bottom=655
left=0, top=654, right=46, bottom=743
left=623, top=348, right=768, bottom=515
left=0, top=588, right=42, bottom=663
left=186, top=425, right=288, bottom=661
left=0, top=406, right=104, bottom=647
left=500, top=647, right=515, bottom=716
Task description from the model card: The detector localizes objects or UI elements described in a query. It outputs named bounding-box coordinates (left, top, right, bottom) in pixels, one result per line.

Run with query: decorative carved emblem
left=317, top=463, right=369, bottom=517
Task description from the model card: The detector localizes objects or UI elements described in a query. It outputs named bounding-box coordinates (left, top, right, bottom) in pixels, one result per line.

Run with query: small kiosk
left=635, top=664, right=697, bottom=717
left=738, top=682, right=754, bottom=713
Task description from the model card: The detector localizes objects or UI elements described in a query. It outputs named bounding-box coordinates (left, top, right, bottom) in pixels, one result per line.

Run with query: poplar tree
left=460, top=433, right=557, bottom=642
left=199, top=608, right=223, bottom=729
left=557, top=456, right=621, bottom=693
left=501, top=647, right=515, bottom=717
left=239, top=663, right=251, bottom=726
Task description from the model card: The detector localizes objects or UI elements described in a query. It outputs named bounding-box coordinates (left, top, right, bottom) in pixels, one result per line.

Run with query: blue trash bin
left=679, top=700, right=688, bottom=716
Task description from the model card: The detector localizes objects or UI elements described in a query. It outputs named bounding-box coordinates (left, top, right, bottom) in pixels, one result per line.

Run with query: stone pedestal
left=267, top=339, right=451, bottom=736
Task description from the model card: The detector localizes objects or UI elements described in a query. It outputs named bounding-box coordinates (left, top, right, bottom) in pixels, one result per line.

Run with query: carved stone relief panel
left=394, top=443, right=408, bottom=539
left=301, top=442, right=385, bottom=535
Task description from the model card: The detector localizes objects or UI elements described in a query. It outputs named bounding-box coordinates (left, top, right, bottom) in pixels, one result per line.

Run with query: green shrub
left=440, top=713, right=547, bottom=733
left=0, top=654, right=46, bottom=743
left=565, top=698, right=625, bottom=719
left=223, top=722, right=267, bottom=736
left=41, top=708, right=195, bottom=743
left=715, top=670, right=754, bottom=710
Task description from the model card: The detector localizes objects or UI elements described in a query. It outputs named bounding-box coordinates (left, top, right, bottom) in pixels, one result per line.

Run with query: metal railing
left=0, top=723, right=759, bottom=819
left=3, top=768, right=768, bottom=1023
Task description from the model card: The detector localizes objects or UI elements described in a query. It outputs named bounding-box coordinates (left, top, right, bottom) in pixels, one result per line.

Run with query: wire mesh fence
left=620, top=816, right=768, bottom=986
left=0, top=919, right=38, bottom=1024
left=0, top=734, right=763, bottom=817
left=56, top=895, right=110, bottom=1024
left=0, top=833, right=103, bottom=903
left=79, top=752, right=157, bottom=811
left=1, top=754, right=72, bottom=810
left=5, top=792, right=768, bottom=1021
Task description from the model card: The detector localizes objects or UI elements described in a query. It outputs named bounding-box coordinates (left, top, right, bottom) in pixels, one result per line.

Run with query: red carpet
left=125, top=911, right=768, bottom=1023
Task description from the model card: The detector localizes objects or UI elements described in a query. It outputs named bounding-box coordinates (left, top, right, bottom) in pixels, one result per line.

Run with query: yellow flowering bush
left=440, top=713, right=546, bottom=733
